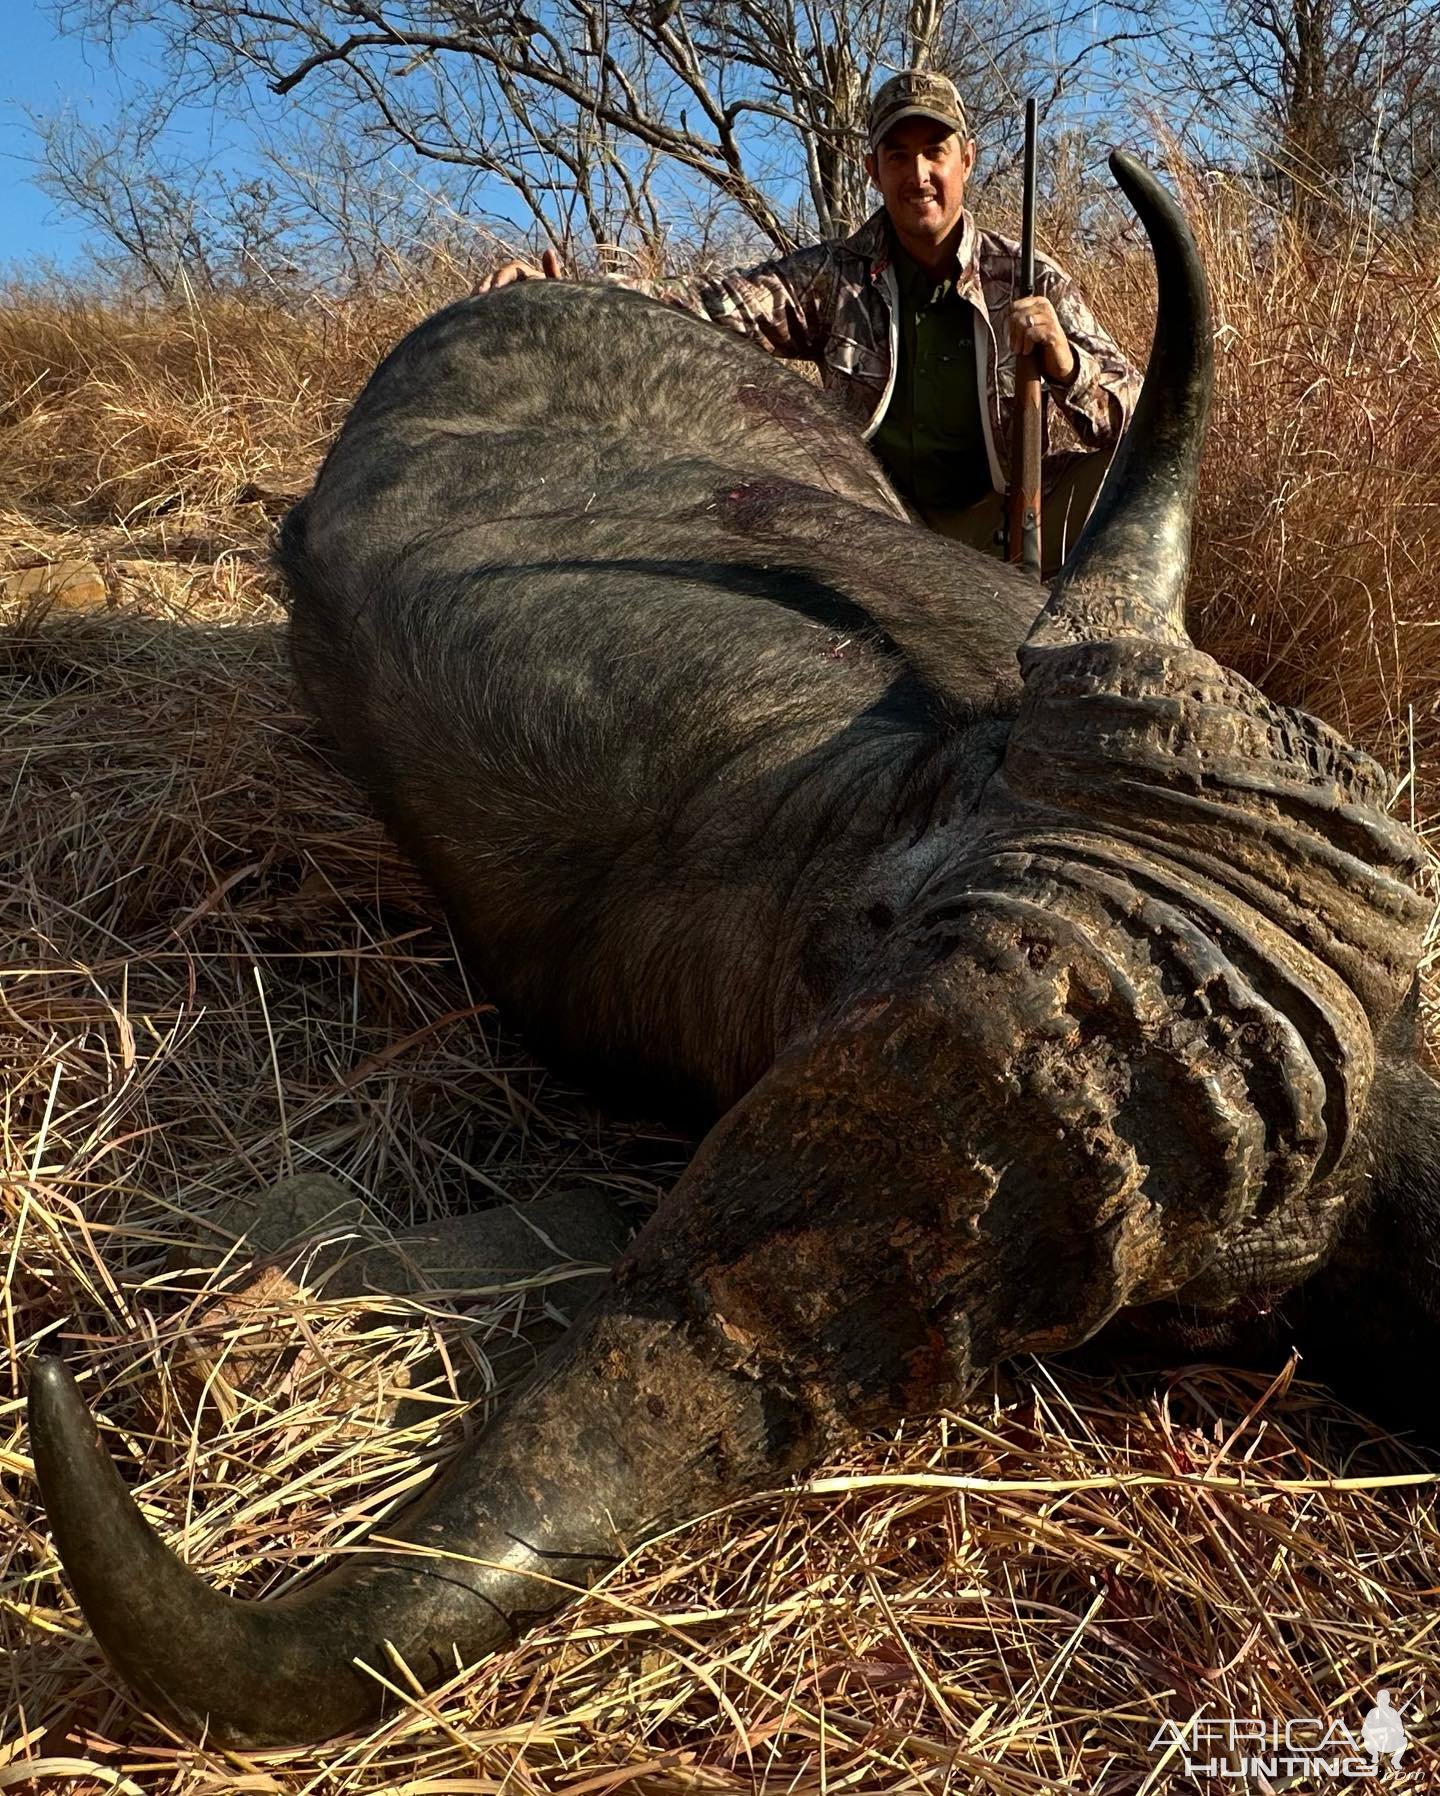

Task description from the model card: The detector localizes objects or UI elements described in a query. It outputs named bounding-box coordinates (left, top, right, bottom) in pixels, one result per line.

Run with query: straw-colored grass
left=4, top=172, right=1440, bottom=1792
left=1086, top=170, right=1440, bottom=814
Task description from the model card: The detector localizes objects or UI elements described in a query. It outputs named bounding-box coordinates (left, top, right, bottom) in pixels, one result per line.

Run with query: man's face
left=865, top=118, right=976, bottom=245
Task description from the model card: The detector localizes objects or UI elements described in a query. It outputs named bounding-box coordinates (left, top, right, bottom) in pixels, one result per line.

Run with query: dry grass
left=3, top=173, right=1440, bottom=1793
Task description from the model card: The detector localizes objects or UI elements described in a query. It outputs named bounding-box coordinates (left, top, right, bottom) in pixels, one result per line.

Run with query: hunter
left=480, top=71, right=1142, bottom=576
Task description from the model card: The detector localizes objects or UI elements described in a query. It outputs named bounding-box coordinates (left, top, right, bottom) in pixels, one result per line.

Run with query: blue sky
left=0, top=0, right=580, bottom=277
left=3, top=3, right=104, bottom=265
left=0, top=1, right=266, bottom=271
left=0, top=0, right=1222, bottom=276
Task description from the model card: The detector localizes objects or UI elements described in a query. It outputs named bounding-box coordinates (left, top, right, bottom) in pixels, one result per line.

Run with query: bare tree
left=26, top=97, right=295, bottom=293
left=28, top=86, right=521, bottom=296
left=53, top=0, right=1167, bottom=262
left=266, top=124, right=500, bottom=285
left=1151, top=0, right=1440, bottom=227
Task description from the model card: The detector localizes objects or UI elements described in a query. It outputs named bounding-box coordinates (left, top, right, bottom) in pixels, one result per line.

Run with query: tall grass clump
left=0, top=254, right=476, bottom=530
left=1069, top=168, right=1440, bottom=809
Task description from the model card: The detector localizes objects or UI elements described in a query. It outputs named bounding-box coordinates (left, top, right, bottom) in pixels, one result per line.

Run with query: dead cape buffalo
left=29, top=153, right=1440, bottom=1748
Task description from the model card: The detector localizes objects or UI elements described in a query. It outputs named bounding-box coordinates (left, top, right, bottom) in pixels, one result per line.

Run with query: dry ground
left=3, top=168, right=1440, bottom=1793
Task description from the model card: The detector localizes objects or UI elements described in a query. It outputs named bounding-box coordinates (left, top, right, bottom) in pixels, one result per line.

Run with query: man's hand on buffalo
left=475, top=247, right=567, bottom=293
left=1009, top=293, right=1077, bottom=385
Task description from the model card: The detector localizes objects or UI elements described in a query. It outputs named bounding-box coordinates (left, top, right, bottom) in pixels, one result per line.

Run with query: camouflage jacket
left=615, top=207, right=1143, bottom=496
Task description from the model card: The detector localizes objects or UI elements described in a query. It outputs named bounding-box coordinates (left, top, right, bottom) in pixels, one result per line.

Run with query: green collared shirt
left=870, top=232, right=991, bottom=513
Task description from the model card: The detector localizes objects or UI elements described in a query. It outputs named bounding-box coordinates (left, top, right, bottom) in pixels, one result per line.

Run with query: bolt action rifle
left=1006, top=98, right=1043, bottom=580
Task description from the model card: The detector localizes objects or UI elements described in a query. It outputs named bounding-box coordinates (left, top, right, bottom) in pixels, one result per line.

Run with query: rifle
left=1006, top=98, right=1043, bottom=580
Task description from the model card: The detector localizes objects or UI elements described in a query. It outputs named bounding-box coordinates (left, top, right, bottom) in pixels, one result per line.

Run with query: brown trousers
left=915, top=448, right=1115, bottom=580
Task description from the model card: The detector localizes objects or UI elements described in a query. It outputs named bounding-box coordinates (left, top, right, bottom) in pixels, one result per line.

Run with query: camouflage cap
left=867, top=71, right=970, bottom=152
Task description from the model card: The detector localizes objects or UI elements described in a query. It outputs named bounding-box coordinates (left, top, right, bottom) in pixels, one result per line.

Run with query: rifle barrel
left=1008, top=97, right=1043, bottom=580
left=1020, top=97, right=1036, bottom=298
